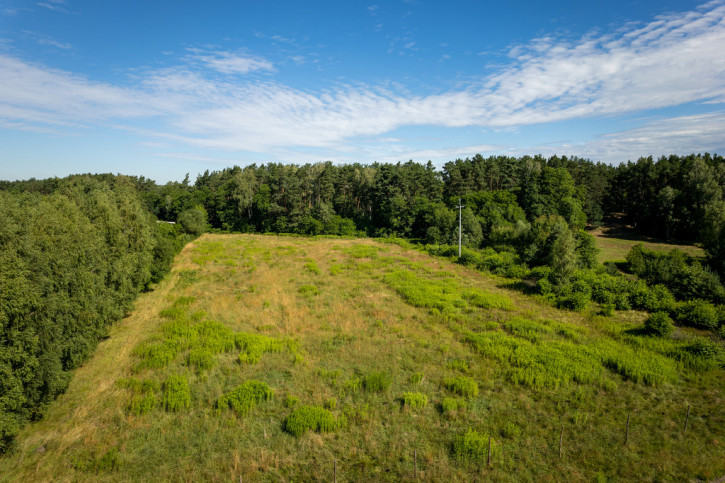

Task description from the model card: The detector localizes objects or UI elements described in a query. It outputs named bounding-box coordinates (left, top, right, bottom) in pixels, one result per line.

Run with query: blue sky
left=1, top=0, right=724, bottom=183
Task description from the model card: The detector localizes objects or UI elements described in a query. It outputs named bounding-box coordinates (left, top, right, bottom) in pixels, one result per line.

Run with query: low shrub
left=644, top=312, right=674, bottom=337
left=284, top=405, right=346, bottom=437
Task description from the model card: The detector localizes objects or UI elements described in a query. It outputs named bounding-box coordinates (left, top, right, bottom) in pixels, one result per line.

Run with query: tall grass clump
left=362, top=371, right=392, bottom=393
left=284, top=405, right=346, bottom=437
left=444, top=376, right=479, bottom=398
left=216, top=381, right=273, bottom=416
left=401, top=392, right=428, bottom=410
left=452, top=428, right=495, bottom=464
left=235, top=332, right=285, bottom=364
left=384, top=270, right=464, bottom=312
left=463, top=289, right=514, bottom=310
left=304, top=261, right=321, bottom=275
left=162, top=375, right=191, bottom=412
left=598, top=341, right=677, bottom=386
left=503, top=317, right=553, bottom=342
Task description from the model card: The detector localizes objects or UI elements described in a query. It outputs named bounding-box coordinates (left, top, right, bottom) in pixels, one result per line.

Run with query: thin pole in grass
left=559, top=426, right=564, bottom=459
left=624, top=413, right=630, bottom=445
left=487, top=435, right=492, bottom=468
left=414, top=449, right=418, bottom=479
left=334, top=459, right=337, bottom=483
left=684, top=404, right=691, bottom=433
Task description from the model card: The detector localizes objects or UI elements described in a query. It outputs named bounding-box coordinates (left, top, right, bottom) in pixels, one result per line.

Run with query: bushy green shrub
left=444, top=376, right=479, bottom=398
left=217, top=381, right=273, bottom=416
left=644, top=312, right=674, bottom=337
left=401, top=392, right=428, bottom=410
left=284, top=405, right=346, bottom=437
left=162, top=375, right=191, bottom=412
left=177, top=206, right=208, bottom=236
left=675, top=300, right=720, bottom=330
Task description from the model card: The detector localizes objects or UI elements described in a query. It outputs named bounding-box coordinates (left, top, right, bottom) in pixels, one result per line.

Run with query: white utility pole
left=457, top=198, right=465, bottom=257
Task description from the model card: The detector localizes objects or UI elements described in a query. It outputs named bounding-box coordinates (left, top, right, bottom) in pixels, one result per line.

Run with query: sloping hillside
left=1, top=234, right=723, bottom=481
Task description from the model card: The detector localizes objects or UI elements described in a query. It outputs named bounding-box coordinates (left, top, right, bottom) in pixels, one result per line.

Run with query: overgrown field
left=1, top=234, right=723, bottom=481
left=590, top=224, right=704, bottom=263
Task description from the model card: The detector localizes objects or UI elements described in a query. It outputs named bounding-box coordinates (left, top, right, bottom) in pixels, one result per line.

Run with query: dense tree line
left=0, top=175, right=192, bottom=452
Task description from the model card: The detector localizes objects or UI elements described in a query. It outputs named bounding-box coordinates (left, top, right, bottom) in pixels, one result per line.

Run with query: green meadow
left=1, top=234, right=723, bottom=481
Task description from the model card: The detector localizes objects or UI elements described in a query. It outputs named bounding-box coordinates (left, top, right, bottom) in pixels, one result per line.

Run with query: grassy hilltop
left=1, top=234, right=723, bottom=481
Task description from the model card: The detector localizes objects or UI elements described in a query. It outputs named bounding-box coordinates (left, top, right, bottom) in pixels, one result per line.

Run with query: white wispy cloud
left=37, top=0, right=69, bottom=13
left=22, top=31, right=72, bottom=49
left=184, top=48, right=275, bottom=75
left=1, top=1, right=724, bottom=161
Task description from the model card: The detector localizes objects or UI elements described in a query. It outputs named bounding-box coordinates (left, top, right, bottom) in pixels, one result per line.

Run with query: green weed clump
left=452, top=428, right=494, bottom=464
left=133, top=338, right=184, bottom=370
left=162, top=375, right=191, bottom=412
left=384, top=270, right=464, bottom=312
left=440, top=397, right=467, bottom=416
left=304, top=261, right=321, bottom=275
left=284, top=405, right=346, bottom=437
left=362, top=371, right=392, bottom=393
left=342, top=245, right=380, bottom=259
left=217, top=381, right=273, bottom=416
left=187, top=347, right=215, bottom=371
left=235, top=332, right=285, bottom=364
left=195, top=320, right=236, bottom=353
left=129, top=394, right=156, bottom=416
left=444, top=376, right=479, bottom=398
left=174, top=269, right=200, bottom=288
left=503, top=318, right=553, bottom=342
left=500, top=421, right=522, bottom=439
left=672, top=338, right=723, bottom=371
left=298, top=284, right=320, bottom=297
left=463, top=289, right=514, bottom=310
left=446, top=359, right=470, bottom=373
left=465, top=331, right=604, bottom=389
left=401, top=392, right=428, bottom=410
left=119, top=378, right=159, bottom=416
left=599, top=342, right=677, bottom=386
